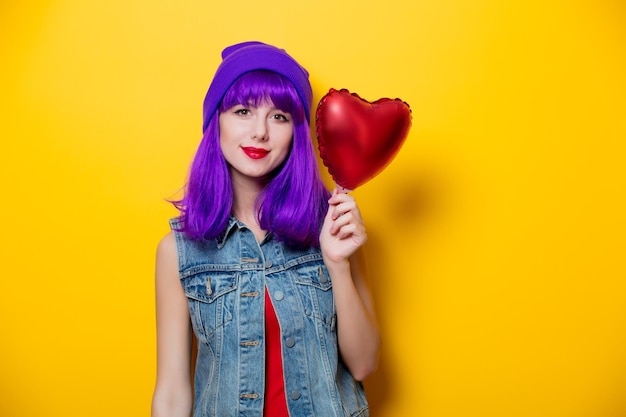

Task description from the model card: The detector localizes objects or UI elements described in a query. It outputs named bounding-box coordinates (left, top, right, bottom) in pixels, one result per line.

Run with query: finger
left=328, top=190, right=354, bottom=205
left=335, top=222, right=367, bottom=242
left=329, top=212, right=355, bottom=235
left=335, top=223, right=358, bottom=240
left=330, top=212, right=366, bottom=238
left=332, top=201, right=361, bottom=221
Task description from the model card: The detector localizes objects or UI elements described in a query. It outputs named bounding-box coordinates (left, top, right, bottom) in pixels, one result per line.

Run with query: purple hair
left=174, top=71, right=330, bottom=247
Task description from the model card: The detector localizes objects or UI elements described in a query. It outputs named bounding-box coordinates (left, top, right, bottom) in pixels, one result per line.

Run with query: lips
left=242, top=147, right=270, bottom=159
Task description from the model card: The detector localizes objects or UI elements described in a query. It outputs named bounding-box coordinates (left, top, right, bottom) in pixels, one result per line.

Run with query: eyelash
left=233, top=108, right=289, bottom=122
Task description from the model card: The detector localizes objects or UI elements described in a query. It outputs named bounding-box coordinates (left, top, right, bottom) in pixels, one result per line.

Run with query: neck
left=230, top=173, right=266, bottom=237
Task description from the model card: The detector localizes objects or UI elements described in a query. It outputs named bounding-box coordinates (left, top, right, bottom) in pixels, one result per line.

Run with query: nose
left=252, top=117, right=268, bottom=141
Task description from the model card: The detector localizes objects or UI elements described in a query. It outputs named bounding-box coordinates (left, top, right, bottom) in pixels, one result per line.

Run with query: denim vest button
left=285, top=337, right=295, bottom=348
left=265, top=260, right=273, bottom=268
left=273, top=291, right=284, bottom=301
left=290, top=390, right=301, bottom=400
left=318, top=267, right=328, bottom=283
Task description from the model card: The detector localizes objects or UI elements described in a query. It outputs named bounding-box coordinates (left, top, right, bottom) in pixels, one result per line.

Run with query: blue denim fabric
left=170, top=217, right=369, bottom=417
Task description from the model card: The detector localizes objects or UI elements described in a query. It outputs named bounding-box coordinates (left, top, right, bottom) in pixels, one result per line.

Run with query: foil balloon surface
left=315, top=88, right=412, bottom=190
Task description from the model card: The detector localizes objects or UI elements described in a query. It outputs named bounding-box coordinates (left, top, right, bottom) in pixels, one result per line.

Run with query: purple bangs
left=220, top=70, right=306, bottom=125
left=173, top=71, right=330, bottom=248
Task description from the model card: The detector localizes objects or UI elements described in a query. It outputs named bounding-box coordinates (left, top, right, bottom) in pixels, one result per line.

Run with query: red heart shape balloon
left=315, top=88, right=412, bottom=190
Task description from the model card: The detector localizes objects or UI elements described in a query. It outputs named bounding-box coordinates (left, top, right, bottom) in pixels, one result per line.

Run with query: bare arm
left=151, top=232, right=193, bottom=417
left=320, top=190, right=381, bottom=381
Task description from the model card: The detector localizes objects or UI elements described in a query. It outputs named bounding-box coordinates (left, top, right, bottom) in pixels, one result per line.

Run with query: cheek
left=279, top=134, right=294, bottom=159
left=218, top=125, right=241, bottom=150
left=218, top=133, right=228, bottom=153
left=269, top=122, right=293, bottom=148
left=278, top=125, right=294, bottom=148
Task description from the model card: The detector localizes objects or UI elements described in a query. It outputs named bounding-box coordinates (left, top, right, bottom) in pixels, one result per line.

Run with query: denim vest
left=170, top=217, right=369, bottom=417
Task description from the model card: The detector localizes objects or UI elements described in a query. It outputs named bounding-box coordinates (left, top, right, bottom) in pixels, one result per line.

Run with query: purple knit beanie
left=202, top=41, right=313, bottom=133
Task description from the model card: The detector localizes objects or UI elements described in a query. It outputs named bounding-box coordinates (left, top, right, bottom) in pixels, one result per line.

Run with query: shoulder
left=157, top=231, right=176, bottom=257
left=156, top=232, right=179, bottom=280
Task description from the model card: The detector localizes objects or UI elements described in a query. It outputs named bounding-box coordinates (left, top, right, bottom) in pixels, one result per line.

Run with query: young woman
left=151, top=41, right=380, bottom=417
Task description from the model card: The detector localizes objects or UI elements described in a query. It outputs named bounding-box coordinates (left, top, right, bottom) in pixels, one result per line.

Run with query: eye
left=271, top=112, right=290, bottom=122
left=234, top=108, right=251, bottom=116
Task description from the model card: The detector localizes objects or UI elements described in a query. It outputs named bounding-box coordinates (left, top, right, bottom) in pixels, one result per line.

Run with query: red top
left=264, top=291, right=289, bottom=417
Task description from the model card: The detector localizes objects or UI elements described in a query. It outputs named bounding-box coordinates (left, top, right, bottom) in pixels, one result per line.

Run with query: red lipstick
left=242, top=147, right=269, bottom=159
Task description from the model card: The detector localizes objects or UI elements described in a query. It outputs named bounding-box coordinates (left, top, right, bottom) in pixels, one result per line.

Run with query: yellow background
left=1, top=1, right=625, bottom=416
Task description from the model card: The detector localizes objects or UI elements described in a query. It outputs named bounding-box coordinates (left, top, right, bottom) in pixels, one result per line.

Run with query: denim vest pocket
left=293, top=262, right=336, bottom=327
left=181, top=270, right=239, bottom=344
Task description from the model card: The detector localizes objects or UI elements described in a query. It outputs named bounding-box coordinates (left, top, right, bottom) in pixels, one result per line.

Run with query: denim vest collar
left=216, top=216, right=239, bottom=249
left=217, top=216, right=273, bottom=249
